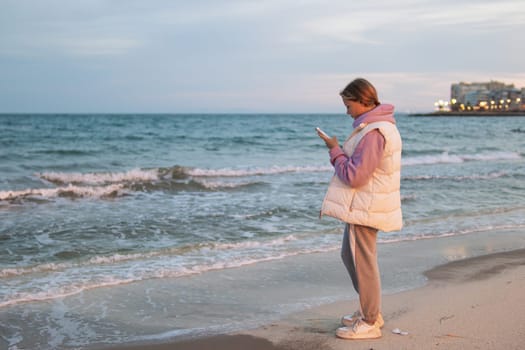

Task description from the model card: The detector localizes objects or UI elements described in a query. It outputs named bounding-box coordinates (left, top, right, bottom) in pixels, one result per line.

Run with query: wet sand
left=102, top=247, right=525, bottom=350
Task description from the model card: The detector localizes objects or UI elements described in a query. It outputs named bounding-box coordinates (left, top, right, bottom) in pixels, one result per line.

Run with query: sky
left=1, top=0, right=524, bottom=113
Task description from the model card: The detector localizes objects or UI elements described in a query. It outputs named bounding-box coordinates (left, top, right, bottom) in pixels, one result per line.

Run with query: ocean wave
left=401, top=194, right=417, bottom=202
left=38, top=165, right=332, bottom=185
left=0, top=234, right=339, bottom=308
left=0, top=181, right=259, bottom=204
left=33, top=149, right=97, bottom=156
left=378, top=223, right=525, bottom=244
left=0, top=276, right=136, bottom=309
left=2, top=252, right=315, bottom=308
left=2, top=151, right=518, bottom=204
left=125, top=178, right=262, bottom=193
left=37, top=151, right=520, bottom=189
left=192, top=179, right=264, bottom=190
left=185, top=165, right=333, bottom=177
left=403, top=171, right=508, bottom=181
left=0, top=184, right=126, bottom=201
left=1, top=168, right=268, bottom=203
left=402, top=151, right=521, bottom=166
left=0, top=235, right=301, bottom=279
left=8, top=164, right=330, bottom=201
left=38, top=169, right=159, bottom=185
left=3, top=222, right=525, bottom=308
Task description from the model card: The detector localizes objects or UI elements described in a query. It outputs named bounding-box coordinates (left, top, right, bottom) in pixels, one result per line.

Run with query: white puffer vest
left=320, top=121, right=403, bottom=232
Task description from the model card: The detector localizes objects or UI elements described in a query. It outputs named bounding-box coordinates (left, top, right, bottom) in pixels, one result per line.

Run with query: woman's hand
left=317, top=130, right=339, bottom=149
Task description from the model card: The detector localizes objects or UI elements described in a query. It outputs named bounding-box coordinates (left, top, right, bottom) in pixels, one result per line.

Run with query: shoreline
left=96, top=231, right=525, bottom=350
left=2, top=228, right=524, bottom=349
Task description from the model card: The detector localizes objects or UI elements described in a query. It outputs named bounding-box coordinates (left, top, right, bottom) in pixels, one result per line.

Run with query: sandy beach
left=100, top=244, right=525, bottom=350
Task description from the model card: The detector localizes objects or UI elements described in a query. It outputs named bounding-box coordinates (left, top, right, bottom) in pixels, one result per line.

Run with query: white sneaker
left=336, top=318, right=382, bottom=340
left=341, top=310, right=361, bottom=326
left=341, top=311, right=384, bottom=329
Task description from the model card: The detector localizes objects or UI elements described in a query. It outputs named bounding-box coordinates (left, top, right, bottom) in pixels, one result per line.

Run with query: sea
left=1, top=113, right=524, bottom=349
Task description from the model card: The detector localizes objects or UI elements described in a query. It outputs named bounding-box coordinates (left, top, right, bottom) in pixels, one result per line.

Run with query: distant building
left=449, top=81, right=524, bottom=112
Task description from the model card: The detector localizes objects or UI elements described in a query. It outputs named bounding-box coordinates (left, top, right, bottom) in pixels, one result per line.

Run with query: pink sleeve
left=328, top=129, right=385, bottom=188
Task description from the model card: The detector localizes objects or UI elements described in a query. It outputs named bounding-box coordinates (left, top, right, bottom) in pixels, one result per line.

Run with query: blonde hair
left=340, top=78, right=380, bottom=107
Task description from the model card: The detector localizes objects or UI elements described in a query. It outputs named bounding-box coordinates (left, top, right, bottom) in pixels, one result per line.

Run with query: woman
left=317, top=78, right=402, bottom=340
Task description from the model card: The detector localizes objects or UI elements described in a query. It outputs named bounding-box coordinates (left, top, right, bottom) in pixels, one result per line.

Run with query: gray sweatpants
left=341, top=223, right=381, bottom=324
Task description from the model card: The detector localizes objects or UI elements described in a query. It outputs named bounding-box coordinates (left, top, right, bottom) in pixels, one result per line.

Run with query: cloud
left=413, top=1, right=525, bottom=29
left=1, top=35, right=141, bottom=57
left=0, top=0, right=297, bottom=57
left=284, top=0, right=525, bottom=46
left=293, top=16, right=383, bottom=45
left=50, top=37, right=140, bottom=56
left=148, top=1, right=289, bottom=24
left=0, top=0, right=524, bottom=112
left=0, top=2, right=143, bottom=57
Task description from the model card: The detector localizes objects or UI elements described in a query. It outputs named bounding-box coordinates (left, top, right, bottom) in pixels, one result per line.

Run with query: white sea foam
left=31, top=165, right=329, bottom=192
left=0, top=150, right=520, bottom=205
left=188, top=151, right=521, bottom=177
left=1, top=248, right=184, bottom=278
left=0, top=184, right=126, bottom=201
left=211, top=234, right=298, bottom=250
left=193, top=179, right=262, bottom=190
left=378, top=223, right=525, bottom=244
left=462, top=152, right=522, bottom=161
left=402, top=151, right=521, bottom=166
left=3, top=222, right=525, bottom=308
left=38, top=169, right=158, bottom=185
left=186, top=165, right=333, bottom=177
left=0, top=277, right=136, bottom=308
left=0, top=241, right=339, bottom=308
left=0, top=235, right=300, bottom=279
left=0, top=262, right=69, bottom=278
left=21, top=150, right=521, bottom=197
left=403, top=171, right=508, bottom=181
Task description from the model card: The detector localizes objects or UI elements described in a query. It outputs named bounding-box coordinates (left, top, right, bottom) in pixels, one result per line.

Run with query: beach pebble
left=392, top=328, right=409, bottom=336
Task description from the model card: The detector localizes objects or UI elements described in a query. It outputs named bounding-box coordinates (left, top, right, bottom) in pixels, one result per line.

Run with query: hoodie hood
left=352, top=104, right=396, bottom=128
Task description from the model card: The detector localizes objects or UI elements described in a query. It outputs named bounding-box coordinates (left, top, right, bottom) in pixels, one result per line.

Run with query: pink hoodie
left=328, top=104, right=396, bottom=188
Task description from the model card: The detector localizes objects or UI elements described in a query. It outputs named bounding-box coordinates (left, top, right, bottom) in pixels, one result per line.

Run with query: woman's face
left=342, top=97, right=373, bottom=119
left=342, top=97, right=361, bottom=119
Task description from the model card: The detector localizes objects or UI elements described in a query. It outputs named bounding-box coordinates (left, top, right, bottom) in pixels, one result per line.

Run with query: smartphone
left=315, top=127, right=329, bottom=138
